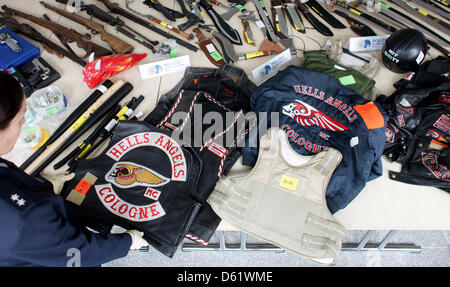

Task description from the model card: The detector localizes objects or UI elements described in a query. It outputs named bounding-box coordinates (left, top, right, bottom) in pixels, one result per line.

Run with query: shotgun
left=39, top=1, right=134, bottom=54
left=1, top=5, right=112, bottom=58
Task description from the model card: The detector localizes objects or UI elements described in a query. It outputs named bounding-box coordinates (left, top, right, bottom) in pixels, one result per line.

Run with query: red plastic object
left=82, top=53, right=147, bottom=88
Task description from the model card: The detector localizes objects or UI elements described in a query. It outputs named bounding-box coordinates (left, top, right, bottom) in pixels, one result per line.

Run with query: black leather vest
left=145, top=65, right=255, bottom=245
left=61, top=121, right=202, bottom=257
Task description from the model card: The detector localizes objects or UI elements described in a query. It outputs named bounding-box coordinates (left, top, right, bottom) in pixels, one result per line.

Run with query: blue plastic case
left=0, top=27, right=40, bottom=70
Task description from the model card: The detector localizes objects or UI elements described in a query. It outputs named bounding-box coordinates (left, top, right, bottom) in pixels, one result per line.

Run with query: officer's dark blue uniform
left=0, top=158, right=132, bottom=267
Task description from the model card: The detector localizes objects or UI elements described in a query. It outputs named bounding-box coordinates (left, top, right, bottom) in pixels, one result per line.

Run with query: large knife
left=199, top=0, right=242, bottom=45
left=271, top=0, right=289, bottom=37
left=252, top=0, right=278, bottom=42
left=283, top=0, right=305, bottom=33
left=334, top=10, right=376, bottom=36
left=304, top=0, right=346, bottom=28
left=295, top=0, right=333, bottom=36
left=193, top=27, right=226, bottom=67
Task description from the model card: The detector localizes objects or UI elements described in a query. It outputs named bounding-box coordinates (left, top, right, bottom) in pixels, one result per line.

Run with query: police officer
left=0, top=71, right=149, bottom=266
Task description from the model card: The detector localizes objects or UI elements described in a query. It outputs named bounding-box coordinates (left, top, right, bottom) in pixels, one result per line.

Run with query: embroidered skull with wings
left=282, top=100, right=349, bottom=132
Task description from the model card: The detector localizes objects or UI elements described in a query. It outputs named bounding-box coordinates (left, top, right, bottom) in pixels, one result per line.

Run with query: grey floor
left=102, top=230, right=450, bottom=267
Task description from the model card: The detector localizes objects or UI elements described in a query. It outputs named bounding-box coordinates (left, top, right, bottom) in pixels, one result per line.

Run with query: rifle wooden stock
left=24, top=80, right=125, bottom=176
left=40, top=1, right=134, bottom=54
left=19, top=80, right=114, bottom=170
left=1, top=5, right=112, bottom=58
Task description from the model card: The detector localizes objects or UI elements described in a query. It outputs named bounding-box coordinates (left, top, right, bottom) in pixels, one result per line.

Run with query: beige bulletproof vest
left=207, top=127, right=346, bottom=265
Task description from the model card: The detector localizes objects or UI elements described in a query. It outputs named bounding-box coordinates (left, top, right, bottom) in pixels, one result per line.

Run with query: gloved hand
left=125, top=230, right=149, bottom=250
left=43, top=171, right=75, bottom=194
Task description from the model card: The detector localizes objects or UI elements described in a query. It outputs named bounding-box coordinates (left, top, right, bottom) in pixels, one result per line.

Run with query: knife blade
left=283, top=0, right=305, bottom=33
left=271, top=0, right=289, bottom=37
left=304, top=0, right=346, bottom=28
left=296, top=0, right=334, bottom=36
left=212, top=30, right=238, bottom=63
left=193, top=27, right=226, bottom=67
left=252, top=0, right=278, bottom=42
left=334, top=9, right=376, bottom=36
left=199, top=0, right=242, bottom=45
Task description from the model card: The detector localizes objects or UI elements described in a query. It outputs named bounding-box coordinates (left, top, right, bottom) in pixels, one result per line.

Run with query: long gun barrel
left=0, top=13, right=86, bottom=66
left=1, top=5, right=112, bottom=58
left=39, top=1, right=134, bottom=54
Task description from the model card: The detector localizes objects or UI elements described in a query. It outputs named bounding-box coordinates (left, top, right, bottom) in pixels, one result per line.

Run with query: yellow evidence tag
left=280, top=175, right=299, bottom=191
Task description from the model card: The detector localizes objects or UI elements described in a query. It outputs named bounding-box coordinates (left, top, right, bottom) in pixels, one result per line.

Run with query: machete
left=406, top=2, right=450, bottom=30
left=283, top=0, right=306, bottom=33
left=344, top=5, right=397, bottom=32
left=389, top=0, right=449, bottom=36
left=193, top=27, right=226, bottom=66
left=378, top=1, right=450, bottom=46
left=211, top=29, right=239, bottom=62
left=199, top=0, right=242, bottom=45
left=344, top=4, right=450, bottom=56
left=413, top=0, right=450, bottom=21
left=304, top=0, right=346, bottom=28
left=295, top=0, right=333, bottom=36
left=334, top=9, right=376, bottom=36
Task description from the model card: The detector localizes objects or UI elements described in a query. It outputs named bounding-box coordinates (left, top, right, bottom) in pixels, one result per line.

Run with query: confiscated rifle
left=96, top=0, right=198, bottom=52
left=1, top=5, right=112, bottom=58
left=0, top=12, right=86, bottom=66
left=40, top=1, right=134, bottom=54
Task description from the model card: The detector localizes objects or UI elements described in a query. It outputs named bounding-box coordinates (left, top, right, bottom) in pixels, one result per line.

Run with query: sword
left=199, top=0, right=242, bottom=45
left=283, top=0, right=306, bottom=33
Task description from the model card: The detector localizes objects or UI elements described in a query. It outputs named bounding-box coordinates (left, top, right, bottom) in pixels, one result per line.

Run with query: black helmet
left=381, top=28, right=428, bottom=74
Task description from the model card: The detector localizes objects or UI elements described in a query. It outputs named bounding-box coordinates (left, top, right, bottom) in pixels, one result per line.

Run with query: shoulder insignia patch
left=0, top=190, right=32, bottom=213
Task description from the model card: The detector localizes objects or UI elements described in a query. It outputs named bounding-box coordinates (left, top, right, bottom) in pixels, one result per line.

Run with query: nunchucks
left=19, top=80, right=114, bottom=170
left=25, top=81, right=133, bottom=176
